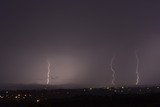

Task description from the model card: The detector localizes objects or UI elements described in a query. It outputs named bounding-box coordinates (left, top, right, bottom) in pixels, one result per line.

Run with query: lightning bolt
left=47, top=60, right=51, bottom=85
left=110, top=55, right=116, bottom=86
left=135, top=51, right=139, bottom=85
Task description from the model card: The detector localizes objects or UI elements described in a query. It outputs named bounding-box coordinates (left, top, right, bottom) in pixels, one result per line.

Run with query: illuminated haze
left=0, top=0, right=160, bottom=87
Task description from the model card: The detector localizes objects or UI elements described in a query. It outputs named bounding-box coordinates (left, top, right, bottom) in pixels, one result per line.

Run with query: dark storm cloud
left=0, top=0, right=160, bottom=86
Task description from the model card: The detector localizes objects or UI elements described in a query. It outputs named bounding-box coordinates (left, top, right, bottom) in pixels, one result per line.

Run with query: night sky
left=0, top=0, right=160, bottom=86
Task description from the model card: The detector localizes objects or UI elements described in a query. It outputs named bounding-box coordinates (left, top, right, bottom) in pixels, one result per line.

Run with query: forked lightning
left=47, top=60, right=51, bottom=85
left=110, top=55, right=116, bottom=85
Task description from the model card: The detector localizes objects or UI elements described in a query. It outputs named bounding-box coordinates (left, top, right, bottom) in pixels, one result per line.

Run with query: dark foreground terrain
left=0, top=86, right=160, bottom=107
